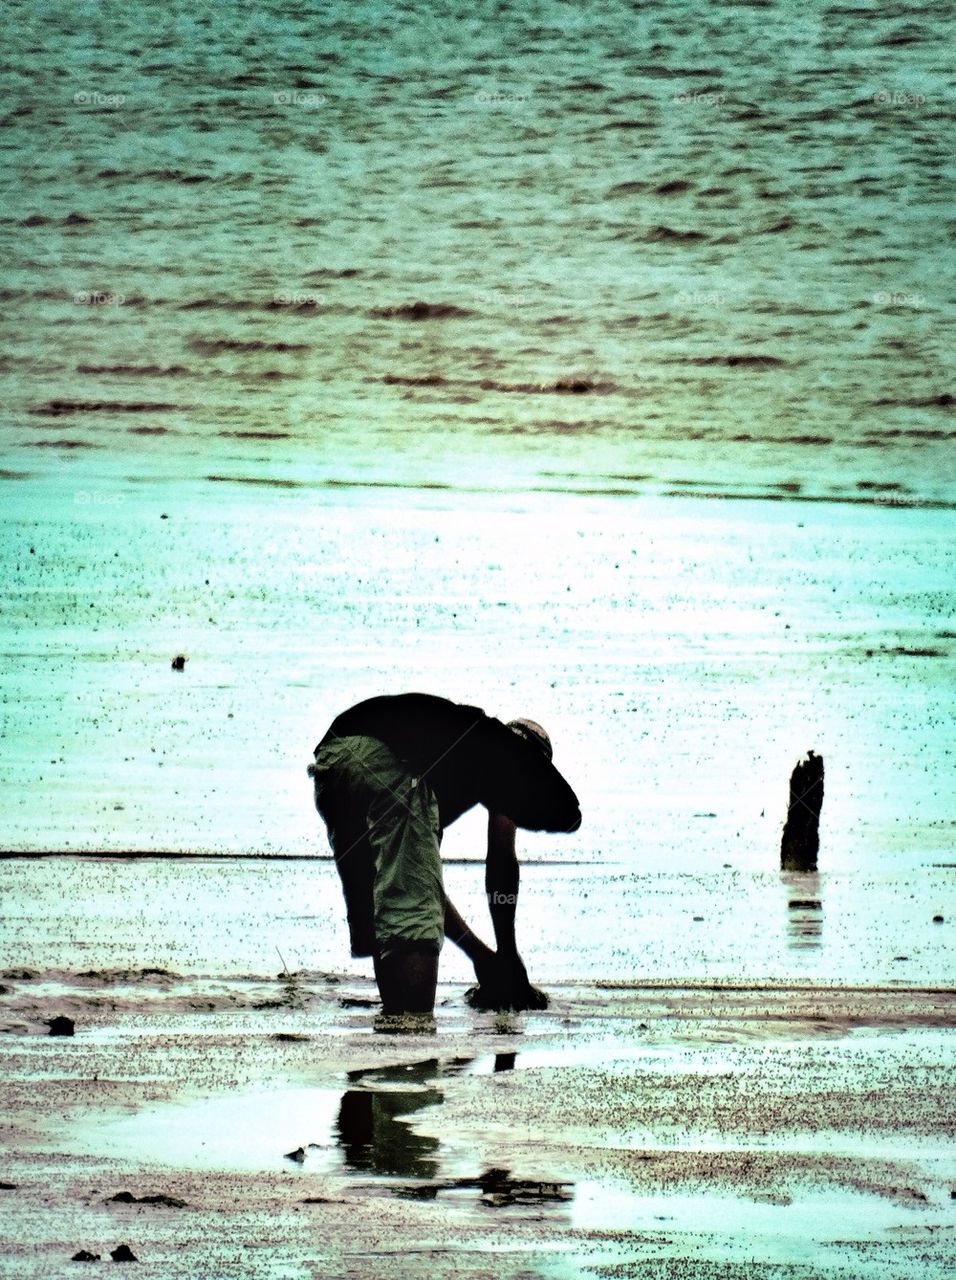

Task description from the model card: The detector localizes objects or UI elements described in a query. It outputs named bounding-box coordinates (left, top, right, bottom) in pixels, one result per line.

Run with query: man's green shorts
left=310, top=734, right=445, bottom=961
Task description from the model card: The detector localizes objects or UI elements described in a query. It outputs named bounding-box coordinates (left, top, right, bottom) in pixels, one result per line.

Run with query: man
left=308, top=692, right=581, bottom=1028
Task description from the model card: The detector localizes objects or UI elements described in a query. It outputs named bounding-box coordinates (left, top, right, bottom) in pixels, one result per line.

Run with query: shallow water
left=2, top=855, right=954, bottom=986
left=2, top=479, right=954, bottom=870
left=65, top=1037, right=956, bottom=1173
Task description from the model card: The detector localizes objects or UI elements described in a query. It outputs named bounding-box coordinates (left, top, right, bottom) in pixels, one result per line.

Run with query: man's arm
left=443, top=815, right=548, bottom=1010
left=442, top=814, right=519, bottom=968
left=486, top=811, right=519, bottom=957
left=479, top=811, right=548, bottom=1010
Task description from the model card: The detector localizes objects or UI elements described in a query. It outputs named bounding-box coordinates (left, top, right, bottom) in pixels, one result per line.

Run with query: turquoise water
left=2, top=0, right=953, bottom=501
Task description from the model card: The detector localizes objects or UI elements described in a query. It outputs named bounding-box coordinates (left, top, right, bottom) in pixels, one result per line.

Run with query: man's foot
left=464, top=982, right=549, bottom=1012
left=469, top=949, right=549, bottom=1011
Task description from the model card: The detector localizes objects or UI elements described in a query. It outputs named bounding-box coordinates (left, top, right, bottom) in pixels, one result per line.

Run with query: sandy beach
left=2, top=948, right=954, bottom=1278
left=2, top=474, right=955, bottom=1275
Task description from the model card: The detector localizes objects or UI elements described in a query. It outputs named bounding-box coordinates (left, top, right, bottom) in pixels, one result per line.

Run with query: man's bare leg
left=373, top=943, right=439, bottom=1015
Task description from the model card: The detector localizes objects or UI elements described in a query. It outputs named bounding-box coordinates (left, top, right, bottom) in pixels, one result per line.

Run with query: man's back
left=318, top=692, right=580, bottom=831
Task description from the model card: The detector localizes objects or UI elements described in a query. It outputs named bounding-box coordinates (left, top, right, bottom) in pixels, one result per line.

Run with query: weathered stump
left=780, top=751, right=824, bottom=871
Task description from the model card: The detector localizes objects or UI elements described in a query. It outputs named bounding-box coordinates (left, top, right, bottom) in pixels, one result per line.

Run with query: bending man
left=308, top=692, right=581, bottom=1024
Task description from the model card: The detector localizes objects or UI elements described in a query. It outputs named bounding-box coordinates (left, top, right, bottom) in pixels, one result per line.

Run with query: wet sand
left=2, top=965, right=954, bottom=1278
left=2, top=471, right=955, bottom=1273
left=3, top=474, right=955, bottom=876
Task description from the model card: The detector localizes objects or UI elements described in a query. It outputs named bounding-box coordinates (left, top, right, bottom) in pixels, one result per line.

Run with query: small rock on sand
left=171, top=654, right=186, bottom=671
left=72, top=1250, right=101, bottom=1262
left=110, top=1244, right=138, bottom=1262
left=48, top=1016, right=75, bottom=1037
left=284, top=1147, right=306, bottom=1163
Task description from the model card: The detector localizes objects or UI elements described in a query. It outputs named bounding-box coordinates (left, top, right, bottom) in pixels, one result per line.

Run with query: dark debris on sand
left=393, top=1167, right=573, bottom=1207
left=108, top=1192, right=187, bottom=1208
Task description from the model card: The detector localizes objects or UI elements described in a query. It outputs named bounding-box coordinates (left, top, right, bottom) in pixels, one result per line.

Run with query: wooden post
left=781, top=751, right=824, bottom=871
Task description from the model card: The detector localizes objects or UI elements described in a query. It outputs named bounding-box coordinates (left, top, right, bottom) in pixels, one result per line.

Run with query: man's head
left=507, top=718, right=553, bottom=761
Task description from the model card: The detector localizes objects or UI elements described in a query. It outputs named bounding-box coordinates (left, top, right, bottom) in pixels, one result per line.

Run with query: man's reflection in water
left=336, top=1059, right=442, bottom=1177
left=335, top=1055, right=518, bottom=1177
left=782, top=872, right=824, bottom=949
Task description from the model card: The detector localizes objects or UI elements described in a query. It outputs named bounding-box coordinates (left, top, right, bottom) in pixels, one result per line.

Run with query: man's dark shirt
left=316, top=692, right=581, bottom=833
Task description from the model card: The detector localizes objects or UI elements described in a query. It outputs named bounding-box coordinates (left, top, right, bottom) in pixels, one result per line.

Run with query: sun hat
left=507, top=718, right=553, bottom=760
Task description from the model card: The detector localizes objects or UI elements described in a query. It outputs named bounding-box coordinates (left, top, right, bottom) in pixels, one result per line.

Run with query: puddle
left=78, top=1084, right=345, bottom=1173
left=67, top=1041, right=922, bottom=1180
left=59, top=1044, right=956, bottom=1263
left=571, top=1180, right=946, bottom=1260
left=67, top=1054, right=517, bottom=1178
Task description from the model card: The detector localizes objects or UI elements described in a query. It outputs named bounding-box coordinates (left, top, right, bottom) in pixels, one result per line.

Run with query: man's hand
left=468, top=950, right=548, bottom=1011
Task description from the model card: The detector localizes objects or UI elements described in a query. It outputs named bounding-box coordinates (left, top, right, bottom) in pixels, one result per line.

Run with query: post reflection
left=781, top=871, right=824, bottom=950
